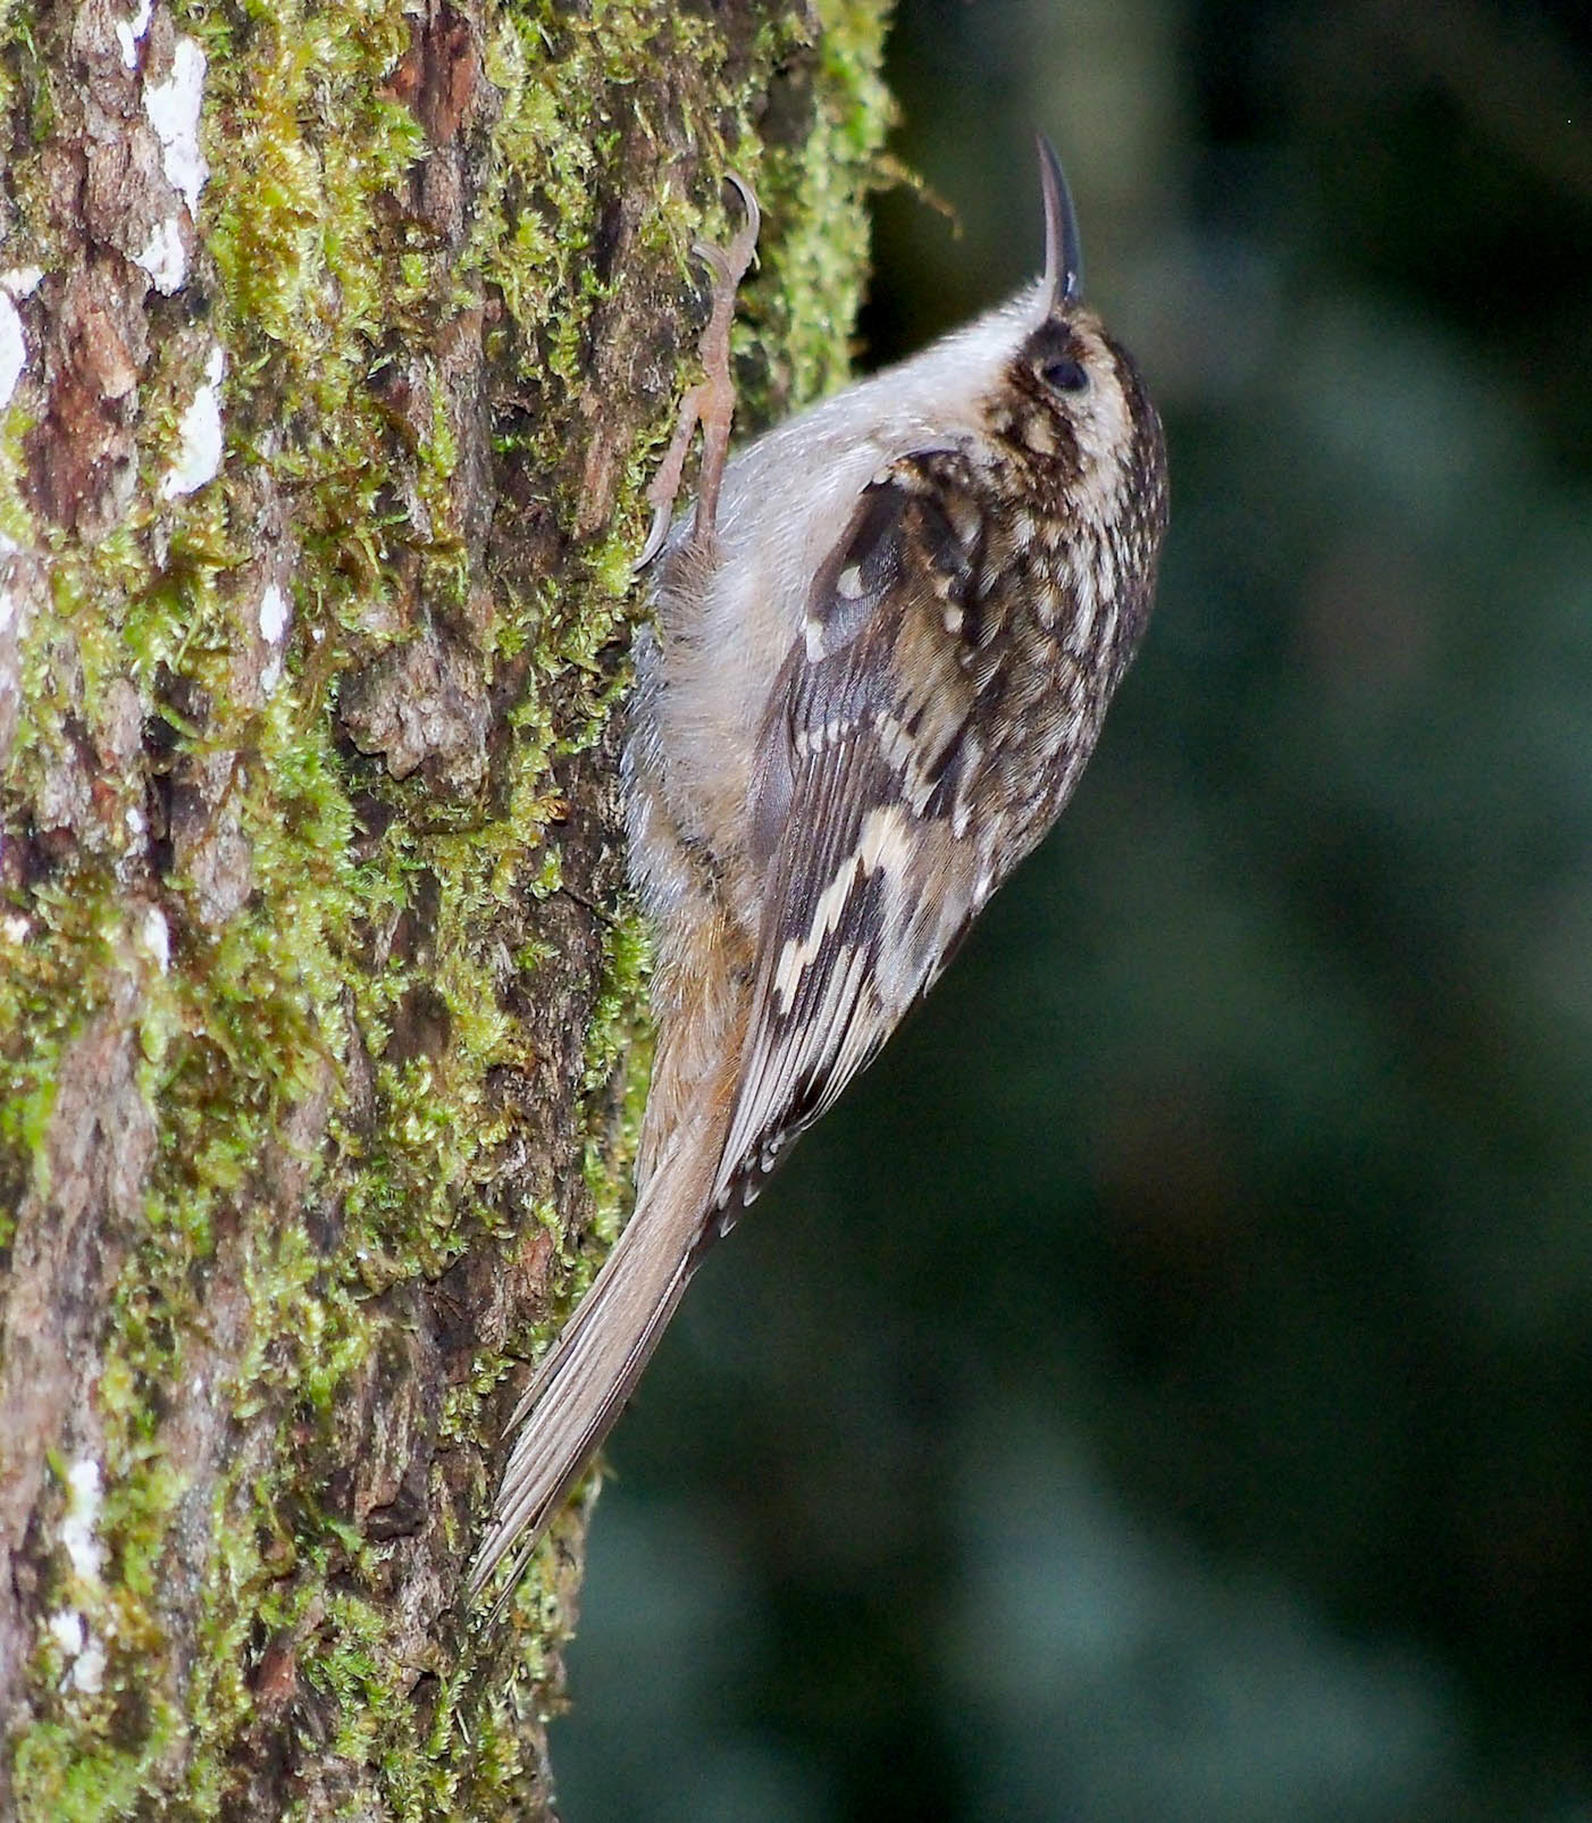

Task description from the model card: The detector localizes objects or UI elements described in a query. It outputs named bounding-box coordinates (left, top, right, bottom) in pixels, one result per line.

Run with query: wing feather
left=711, top=454, right=995, bottom=1216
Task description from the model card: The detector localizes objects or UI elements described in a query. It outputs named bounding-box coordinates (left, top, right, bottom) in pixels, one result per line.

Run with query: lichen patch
left=258, top=581, right=290, bottom=647
left=132, top=215, right=187, bottom=295
left=160, top=344, right=225, bottom=498
left=59, top=1459, right=106, bottom=1588
left=0, top=295, right=24, bottom=412
left=143, top=36, right=209, bottom=218
left=116, top=0, right=153, bottom=72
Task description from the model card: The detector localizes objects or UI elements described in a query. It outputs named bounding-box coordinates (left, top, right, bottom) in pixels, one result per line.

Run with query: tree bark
left=0, top=0, right=889, bottom=1814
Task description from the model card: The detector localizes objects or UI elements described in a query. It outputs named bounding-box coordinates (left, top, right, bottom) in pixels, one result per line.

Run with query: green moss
left=579, top=907, right=653, bottom=1244
left=0, top=0, right=892, bottom=1811
left=12, top=1723, right=158, bottom=1823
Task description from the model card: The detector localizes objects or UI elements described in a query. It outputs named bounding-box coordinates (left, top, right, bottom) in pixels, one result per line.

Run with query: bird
left=470, top=136, right=1168, bottom=1608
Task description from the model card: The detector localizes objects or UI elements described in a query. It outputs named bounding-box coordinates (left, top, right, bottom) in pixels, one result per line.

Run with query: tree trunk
left=0, top=0, right=889, bottom=1813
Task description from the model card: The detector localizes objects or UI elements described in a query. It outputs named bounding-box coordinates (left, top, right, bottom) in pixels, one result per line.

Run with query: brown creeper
left=471, top=140, right=1168, bottom=1604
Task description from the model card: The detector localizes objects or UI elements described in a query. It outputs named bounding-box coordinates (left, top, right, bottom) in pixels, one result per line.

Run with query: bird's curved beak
left=1038, top=134, right=1084, bottom=308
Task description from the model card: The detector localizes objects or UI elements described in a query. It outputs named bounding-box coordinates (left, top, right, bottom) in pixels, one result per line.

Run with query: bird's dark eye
left=1041, top=356, right=1089, bottom=394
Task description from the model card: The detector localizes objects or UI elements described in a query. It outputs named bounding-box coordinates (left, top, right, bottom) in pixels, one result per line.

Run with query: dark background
left=557, top=2, right=1592, bottom=1817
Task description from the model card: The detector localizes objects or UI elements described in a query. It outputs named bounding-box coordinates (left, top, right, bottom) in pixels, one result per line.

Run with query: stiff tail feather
left=468, top=1108, right=720, bottom=1613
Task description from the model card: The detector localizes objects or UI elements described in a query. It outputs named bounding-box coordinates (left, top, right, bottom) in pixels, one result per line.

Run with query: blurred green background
left=556, top=2, right=1592, bottom=1817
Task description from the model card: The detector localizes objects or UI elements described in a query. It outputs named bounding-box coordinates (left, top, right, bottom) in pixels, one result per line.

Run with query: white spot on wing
left=1070, top=574, right=1096, bottom=650
left=856, top=803, right=911, bottom=874
left=809, top=940, right=866, bottom=1061
left=770, top=805, right=912, bottom=1013
left=774, top=853, right=861, bottom=1010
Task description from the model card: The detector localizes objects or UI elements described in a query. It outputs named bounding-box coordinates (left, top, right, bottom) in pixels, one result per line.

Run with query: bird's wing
left=711, top=450, right=1004, bottom=1217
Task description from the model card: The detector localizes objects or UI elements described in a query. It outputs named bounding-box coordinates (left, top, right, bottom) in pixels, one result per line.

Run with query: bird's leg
left=639, top=174, right=761, bottom=567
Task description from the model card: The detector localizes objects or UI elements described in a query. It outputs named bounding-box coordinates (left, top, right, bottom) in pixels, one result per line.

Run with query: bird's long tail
left=467, top=1098, right=722, bottom=1611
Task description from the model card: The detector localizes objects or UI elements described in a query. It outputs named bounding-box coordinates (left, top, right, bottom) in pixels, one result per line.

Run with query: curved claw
left=692, top=238, right=734, bottom=288
left=690, top=173, right=760, bottom=286
left=637, top=500, right=674, bottom=570
left=724, top=171, right=761, bottom=254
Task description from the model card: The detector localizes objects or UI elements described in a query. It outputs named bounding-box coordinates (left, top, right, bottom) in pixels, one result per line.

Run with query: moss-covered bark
left=0, top=0, right=890, bottom=1813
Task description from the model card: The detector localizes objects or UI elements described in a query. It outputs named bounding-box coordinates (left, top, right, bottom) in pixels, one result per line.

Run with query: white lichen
left=140, top=904, right=171, bottom=970
left=116, top=0, right=153, bottom=69
left=68, top=1636, right=107, bottom=1695
left=161, top=344, right=225, bottom=498
left=258, top=580, right=290, bottom=645
left=47, top=1610, right=84, bottom=1657
left=0, top=267, right=43, bottom=299
left=133, top=215, right=187, bottom=295
left=258, top=580, right=291, bottom=691
left=61, top=1459, right=105, bottom=1586
left=47, top=1609, right=106, bottom=1696
left=144, top=37, right=209, bottom=217
left=0, top=293, right=24, bottom=412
